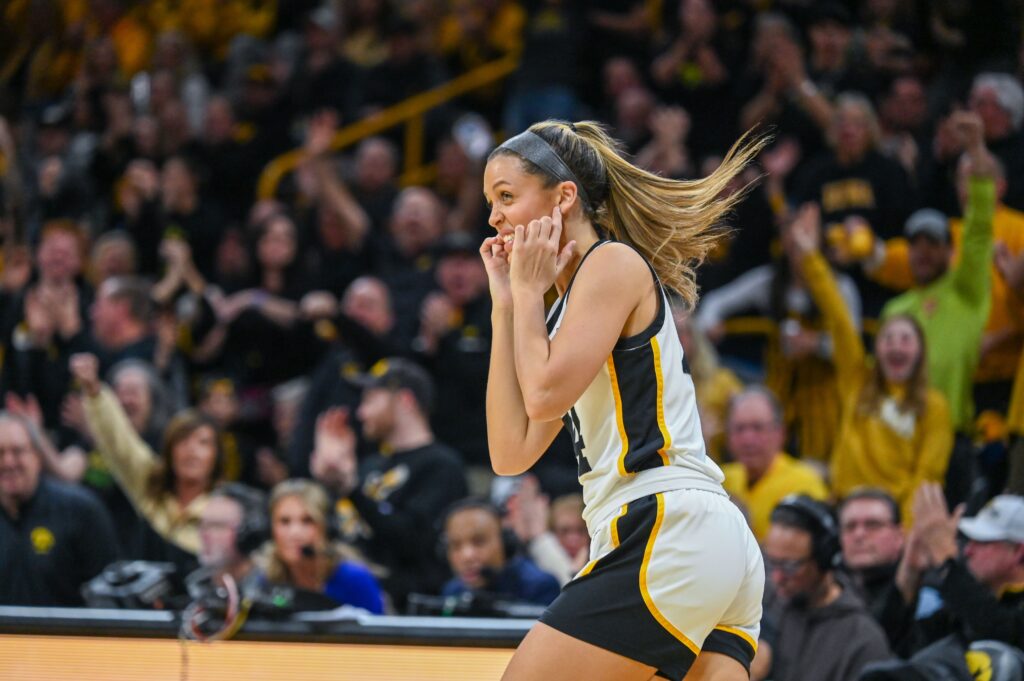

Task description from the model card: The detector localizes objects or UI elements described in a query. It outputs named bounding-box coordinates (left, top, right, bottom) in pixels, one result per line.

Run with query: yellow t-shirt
left=722, top=453, right=829, bottom=543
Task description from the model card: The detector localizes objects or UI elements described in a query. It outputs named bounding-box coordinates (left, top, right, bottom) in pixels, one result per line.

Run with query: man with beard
left=309, top=358, right=468, bottom=610
left=764, top=495, right=891, bottom=681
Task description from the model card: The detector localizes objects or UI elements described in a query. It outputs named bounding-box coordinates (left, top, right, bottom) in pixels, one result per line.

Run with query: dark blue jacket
left=442, top=556, right=560, bottom=606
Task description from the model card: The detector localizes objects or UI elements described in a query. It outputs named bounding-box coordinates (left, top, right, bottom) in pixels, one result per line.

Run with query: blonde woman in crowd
left=254, top=479, right=384, bottom=613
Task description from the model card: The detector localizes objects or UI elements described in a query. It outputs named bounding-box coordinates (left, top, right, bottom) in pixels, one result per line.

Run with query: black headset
left=213, top=483, right=269, bottom=556
left=771, top=495, right=840, bottom=571
left=438, top=497, right=521, bottom=563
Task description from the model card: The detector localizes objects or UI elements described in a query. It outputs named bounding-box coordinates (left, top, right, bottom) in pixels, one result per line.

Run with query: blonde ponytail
left=494, top=121, right=768, bottom=309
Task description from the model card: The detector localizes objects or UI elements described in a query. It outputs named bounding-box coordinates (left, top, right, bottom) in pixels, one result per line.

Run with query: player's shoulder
left=577, top=241, right=651, bottom=285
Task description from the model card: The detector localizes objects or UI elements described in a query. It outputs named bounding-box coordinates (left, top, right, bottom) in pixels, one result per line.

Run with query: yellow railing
left=256, top=54, right=520, bottom=200
left=721, top=316, right=880, bottom=338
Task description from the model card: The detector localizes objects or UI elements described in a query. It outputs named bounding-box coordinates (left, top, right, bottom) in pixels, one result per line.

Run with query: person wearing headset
left=195, top=483, right=267, bottom=589
left=763, top=494, right=891, bottom=681
left=254, top=479, right=384, bottom=613
left=441, top=499, right=560, bottom=607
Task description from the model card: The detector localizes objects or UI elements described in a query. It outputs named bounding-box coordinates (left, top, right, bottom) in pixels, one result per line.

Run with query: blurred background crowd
left=2, top=0, right=1024, bottom=679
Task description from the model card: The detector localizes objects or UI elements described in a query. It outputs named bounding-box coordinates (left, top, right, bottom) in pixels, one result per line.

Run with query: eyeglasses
left=763, top=556, right=811, bottom=577
left=840, top=519, right=895, bottom=534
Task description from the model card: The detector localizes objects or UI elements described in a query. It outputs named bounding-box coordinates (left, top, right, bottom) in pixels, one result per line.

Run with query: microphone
left=300, top=544, right=317, bottom=559
left=478, top=566, right=499, bottom=587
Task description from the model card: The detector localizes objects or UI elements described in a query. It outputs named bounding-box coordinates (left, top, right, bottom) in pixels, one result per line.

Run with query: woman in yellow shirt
left=792, top=204, right=953, bottom=521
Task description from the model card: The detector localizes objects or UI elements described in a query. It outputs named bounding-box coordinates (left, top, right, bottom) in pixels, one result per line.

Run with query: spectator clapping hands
left=310, top=407, right=359, bottom=495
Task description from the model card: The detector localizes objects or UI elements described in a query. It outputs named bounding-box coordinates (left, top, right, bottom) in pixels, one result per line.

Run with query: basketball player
left=480, top=121, right=766, bottom=681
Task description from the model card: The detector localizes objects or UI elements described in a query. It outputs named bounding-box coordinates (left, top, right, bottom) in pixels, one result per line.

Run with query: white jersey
left=546, top=241, right=726, bottom=530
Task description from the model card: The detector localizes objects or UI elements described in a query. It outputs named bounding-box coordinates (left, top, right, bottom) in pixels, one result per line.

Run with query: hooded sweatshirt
left=772, top=586, right=892, bottom=681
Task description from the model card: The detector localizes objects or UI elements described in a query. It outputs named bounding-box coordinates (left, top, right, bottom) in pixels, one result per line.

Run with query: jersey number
left=565, top=407, right=592, bottom=477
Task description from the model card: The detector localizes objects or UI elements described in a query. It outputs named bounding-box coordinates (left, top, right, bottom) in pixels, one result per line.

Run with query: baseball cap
left=904, top=208, right=950, bottom=243
left=355, top=358, right=435, bottom=414
left=959, top=495, right=1024, bottom=543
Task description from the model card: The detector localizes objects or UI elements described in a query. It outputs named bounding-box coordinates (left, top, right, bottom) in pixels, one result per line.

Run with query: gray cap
left=959, top=495, right=1024, bottom=544
left=904, top=208, right=950, bottom=242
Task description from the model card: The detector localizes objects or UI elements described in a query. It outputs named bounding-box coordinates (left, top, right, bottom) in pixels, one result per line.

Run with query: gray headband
left=498, top=130, right=591, bottom=209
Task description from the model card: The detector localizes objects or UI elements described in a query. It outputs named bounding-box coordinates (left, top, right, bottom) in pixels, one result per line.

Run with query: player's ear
left=557, top=181, right=579, bottom=214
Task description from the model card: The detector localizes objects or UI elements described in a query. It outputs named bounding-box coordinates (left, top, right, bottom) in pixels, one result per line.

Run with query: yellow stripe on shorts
left=640, top=494, right=700, bottom=656
left=610, top=503, right=628, bottom=548
left=714, top=625, right=758, bottom=653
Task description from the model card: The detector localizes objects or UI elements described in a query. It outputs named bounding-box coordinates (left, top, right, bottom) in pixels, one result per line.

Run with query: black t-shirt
left=339, top=441, right=468, bottom=609
left=423, top=294, right=492, bottom=466
left=793, top=149, right=917, bottom=238
left=513, top=0, right=586, bottom=93
left=0, top=477, right=119, bottom=606
left=915, top=558, right=1024, bottom=652
left=793, top=149, right=919, bottom=315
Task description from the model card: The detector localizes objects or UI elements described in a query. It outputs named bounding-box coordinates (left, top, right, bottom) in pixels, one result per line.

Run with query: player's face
left=483, top=154, right=562, bottom=246
left=445, top=508, right=506, bottom=588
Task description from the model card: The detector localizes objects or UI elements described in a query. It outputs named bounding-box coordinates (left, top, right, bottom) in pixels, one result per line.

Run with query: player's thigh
left=684, top=651, right=750, bottom=681
left=502, top=622, right=658, bottom=681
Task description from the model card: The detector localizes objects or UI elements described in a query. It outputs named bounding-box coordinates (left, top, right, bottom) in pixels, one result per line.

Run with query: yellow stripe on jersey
left=714, top=625, right=759, bottom=653
left=650, top=337, right=672, bottom=466
left=610, top=503, right=629, bottom=548
left=640, top=494, right=700, bottom=656
left=607, top=357, right=632, bottom=477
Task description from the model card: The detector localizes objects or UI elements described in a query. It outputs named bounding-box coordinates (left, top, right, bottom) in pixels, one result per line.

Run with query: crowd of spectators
left=2, top=0, right=1024, bottom=678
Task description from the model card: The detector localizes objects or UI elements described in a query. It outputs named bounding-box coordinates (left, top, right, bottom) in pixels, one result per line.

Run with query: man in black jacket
left=309, top=358, right=468, bottom=610
left=0, top=411, right=118, bottom=605
left=900, top=483, right=1024, bottom=652
left=838, top=488, right=916, bottom=654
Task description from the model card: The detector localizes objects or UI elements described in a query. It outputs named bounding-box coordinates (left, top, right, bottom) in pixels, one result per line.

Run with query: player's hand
left=480, top=234, right=513, bottom=309
left=509, top=206, right=575, bottom=297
